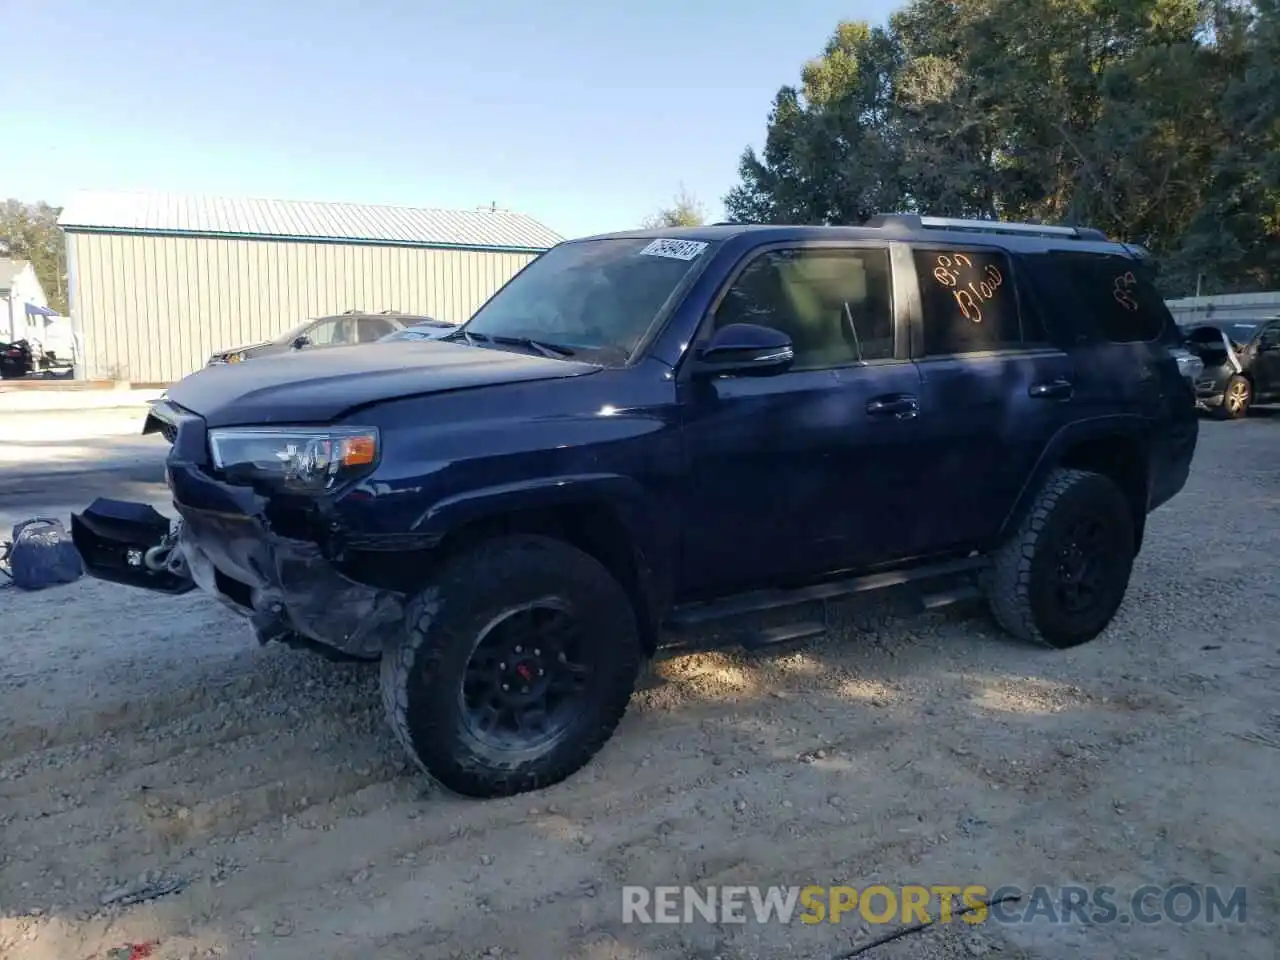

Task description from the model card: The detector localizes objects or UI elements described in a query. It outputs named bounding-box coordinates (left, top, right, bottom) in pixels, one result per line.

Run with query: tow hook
left=143, top=530, right=188, bottom=578
left=70, top=498, right=195, bottom=595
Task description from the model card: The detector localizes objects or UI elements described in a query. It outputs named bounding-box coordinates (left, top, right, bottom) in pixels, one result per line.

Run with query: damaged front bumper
left=71, top=479, right=406, bottom=661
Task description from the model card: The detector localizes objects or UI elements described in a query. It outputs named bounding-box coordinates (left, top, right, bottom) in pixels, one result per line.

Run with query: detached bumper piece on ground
left=70, top=500, right=192, bottom=595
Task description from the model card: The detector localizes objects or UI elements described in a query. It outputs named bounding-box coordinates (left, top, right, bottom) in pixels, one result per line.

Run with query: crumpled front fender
left=176, top=505, right=404, bottom=659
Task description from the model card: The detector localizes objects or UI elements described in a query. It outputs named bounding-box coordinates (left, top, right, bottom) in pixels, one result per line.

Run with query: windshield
left=461, top=237, right=715, bottom=360
left=381, top=322, right=454, bottom=342
left=273, top=318, right=316, bottom=345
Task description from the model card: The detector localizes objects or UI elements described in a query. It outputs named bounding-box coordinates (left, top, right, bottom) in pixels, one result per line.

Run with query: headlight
left=208, top=426, right=379, bottom=493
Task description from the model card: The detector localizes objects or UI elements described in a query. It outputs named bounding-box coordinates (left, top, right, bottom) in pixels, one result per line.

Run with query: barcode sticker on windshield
left=640, top=238, right=709, bottom=261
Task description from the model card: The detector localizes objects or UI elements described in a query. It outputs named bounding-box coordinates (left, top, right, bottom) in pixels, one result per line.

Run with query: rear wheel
left=987, top=468, right=1135, bottom=649
left=380, top=535, right=642, bottom=798
left=1216, top=374, right=1252, bottom=419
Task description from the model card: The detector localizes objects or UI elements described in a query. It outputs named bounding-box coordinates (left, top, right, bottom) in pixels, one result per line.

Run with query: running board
left=656, top=619, right=828, bottom=659
left=666, top=555, right=987, bottom=629
left=919, top=584, right=983, bottom=610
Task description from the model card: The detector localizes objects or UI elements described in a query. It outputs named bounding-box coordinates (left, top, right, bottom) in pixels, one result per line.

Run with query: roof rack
left=863, top=213, right=1108, bottom=241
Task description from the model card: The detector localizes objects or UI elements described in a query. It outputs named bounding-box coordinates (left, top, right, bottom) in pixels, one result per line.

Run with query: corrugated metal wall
left=1165, top=291, right=1280, bottom=326
left=67, top=232, right=538, bottom=382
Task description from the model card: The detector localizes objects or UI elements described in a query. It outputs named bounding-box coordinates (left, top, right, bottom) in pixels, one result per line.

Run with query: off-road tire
left=380, top=534, right=642, bottom=798
left=987, top=468, right=1135, bottom=649
left=1214, top=374, right=1252, bottom=420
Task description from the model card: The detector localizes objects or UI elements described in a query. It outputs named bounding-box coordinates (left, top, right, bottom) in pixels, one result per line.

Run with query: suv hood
left=168, top=339, right=601, bottom=427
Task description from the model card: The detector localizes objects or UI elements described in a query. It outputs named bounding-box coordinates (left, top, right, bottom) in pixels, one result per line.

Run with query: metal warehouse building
left=57, top=190, right=563, bottom=382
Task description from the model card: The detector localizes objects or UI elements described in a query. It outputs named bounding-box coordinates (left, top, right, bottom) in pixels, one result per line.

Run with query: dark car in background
left=206, top=310, right=433, bottom=366
left=1179, top=316, right=1280, bottom=418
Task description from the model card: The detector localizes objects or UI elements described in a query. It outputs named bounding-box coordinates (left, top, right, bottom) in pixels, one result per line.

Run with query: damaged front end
left=71, top=400, right=407, bottom=661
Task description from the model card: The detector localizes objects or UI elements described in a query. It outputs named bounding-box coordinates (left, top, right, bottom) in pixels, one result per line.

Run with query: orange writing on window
left=932, top=254, right=1004, bottom=323
left=1112, top=272, right=1139, bottom=312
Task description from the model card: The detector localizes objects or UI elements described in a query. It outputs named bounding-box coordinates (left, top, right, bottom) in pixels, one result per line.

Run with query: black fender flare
left=998, top=415, right=1152, bottom=544
left=410, top=473, right=672, bottom=639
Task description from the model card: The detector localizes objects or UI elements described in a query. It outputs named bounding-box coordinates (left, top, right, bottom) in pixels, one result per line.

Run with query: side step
left=667, top=555, right=987, bottom=629
left=743, top=620, right=828, bottom=649
left=657, top=618, right=828, bottom=658
left=657, top=556, right=988, bottom=658
left=919, top=584, right=983, bottom=610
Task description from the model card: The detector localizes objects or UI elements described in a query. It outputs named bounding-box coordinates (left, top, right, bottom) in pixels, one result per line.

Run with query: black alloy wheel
left=381, top=534, right=643, bottom=798
left=1051, top=513, right=1112, bottom=617
left=459, top=601, right=594, bottom=751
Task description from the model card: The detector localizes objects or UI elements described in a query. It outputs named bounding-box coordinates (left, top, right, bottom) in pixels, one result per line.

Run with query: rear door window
left=911, top=247, right=1043, bottom=356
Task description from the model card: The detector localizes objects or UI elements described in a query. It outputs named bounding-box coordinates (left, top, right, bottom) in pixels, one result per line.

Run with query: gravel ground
left=2, top=417, right=1279, bottom=960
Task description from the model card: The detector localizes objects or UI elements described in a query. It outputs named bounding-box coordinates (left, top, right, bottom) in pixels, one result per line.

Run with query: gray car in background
left=206, top=310, right=433, bottom=366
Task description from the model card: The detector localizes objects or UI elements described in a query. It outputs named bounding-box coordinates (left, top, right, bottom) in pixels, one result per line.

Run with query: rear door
left=1019, top=250, right=1186, bottom=415
left=900, top=243, right=1081, bottom=556
left=1018, top=249, right=1197, bottom=509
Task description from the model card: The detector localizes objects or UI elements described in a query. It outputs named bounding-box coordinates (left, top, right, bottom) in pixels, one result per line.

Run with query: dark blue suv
left=71, top=215, right=1198, bottom=798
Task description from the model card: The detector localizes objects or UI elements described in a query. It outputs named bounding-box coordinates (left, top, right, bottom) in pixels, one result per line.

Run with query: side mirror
left=292, top=335, right=311, bottom=349
left=692, top=323, right=794, bottom=378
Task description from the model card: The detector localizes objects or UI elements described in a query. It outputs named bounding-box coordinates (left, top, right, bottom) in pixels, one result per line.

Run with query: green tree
left=724, top=0, right=1280, bottom=295
left=643, top=186, right=707, bottom=228
left=1174, top=0, right=1280, bottom=293
left=0, top=199, right=68, bottom=314
left=725, top=21, right=906, bottom=225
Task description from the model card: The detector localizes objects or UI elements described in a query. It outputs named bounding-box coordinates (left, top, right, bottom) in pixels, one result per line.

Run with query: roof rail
left=864, top=213, right=1108, bottom=241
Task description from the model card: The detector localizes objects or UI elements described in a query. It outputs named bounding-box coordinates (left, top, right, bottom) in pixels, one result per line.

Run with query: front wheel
left=380, top=535, right=642, bottom=798
left=987, top=468, right=1135, bottom=649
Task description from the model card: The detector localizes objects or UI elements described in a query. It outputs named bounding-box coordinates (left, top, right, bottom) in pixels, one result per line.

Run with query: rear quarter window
left=1023, top=250, right=1172, bottom=344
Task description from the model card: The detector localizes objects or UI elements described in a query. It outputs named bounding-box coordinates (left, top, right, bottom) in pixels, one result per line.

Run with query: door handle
left=866, top=394, right=919, bottom=419
left=1029, top=378, right=1074, bottom=400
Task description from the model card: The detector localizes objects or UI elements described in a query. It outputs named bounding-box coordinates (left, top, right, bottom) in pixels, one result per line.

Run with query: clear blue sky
left=3, top=0, right=896, bottom=240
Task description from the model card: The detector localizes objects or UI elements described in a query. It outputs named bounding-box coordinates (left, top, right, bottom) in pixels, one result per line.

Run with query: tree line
left=0, top=200, right=67, bottom=315
left=651, top=0, right=1277, bottom=297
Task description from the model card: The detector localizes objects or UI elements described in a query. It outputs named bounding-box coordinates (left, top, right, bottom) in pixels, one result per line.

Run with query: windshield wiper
left=447, top=328, right=488, bottom=346
left=488, top=335, right=576, bottom=359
